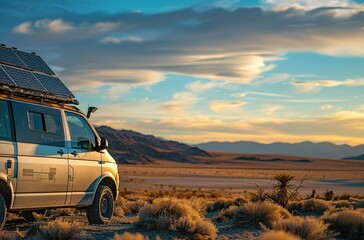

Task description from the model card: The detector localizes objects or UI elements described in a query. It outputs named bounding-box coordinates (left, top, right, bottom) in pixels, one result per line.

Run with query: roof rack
left=0, top=44, right=78, bottom=105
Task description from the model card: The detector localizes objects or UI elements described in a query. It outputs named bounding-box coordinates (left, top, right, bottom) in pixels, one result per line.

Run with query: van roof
left=0, top=44, right=78, bottom=105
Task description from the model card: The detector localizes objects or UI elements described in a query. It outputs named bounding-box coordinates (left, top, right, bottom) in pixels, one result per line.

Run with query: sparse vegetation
left=258, top=230, right=301, bottom=240
left=114, top=232, right=150, bottom=240
left=213, top=205, right=238, bottom=222
left=252, top=173, right=304, bottom=208
left=26, top=219, right=87, bottom=240
left=135, top=197, right=217, bottom=239
left=0, top=231, right=15, bottom=240
left=232, top=201, right=291, bottom=228
left=271, top=216, right=334, bottom=240
left=302, top=199, right=332, bottom=215
left=322, top=208, right=364, bottom=238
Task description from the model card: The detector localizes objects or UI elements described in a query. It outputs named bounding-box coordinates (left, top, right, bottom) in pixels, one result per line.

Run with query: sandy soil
left=119, top=152, right=364, bottom=195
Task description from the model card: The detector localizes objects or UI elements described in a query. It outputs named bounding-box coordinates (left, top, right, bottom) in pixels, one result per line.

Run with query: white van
left=0, top=45, right=119, bottom=230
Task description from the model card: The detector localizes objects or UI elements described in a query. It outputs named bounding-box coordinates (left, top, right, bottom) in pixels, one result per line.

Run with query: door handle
left=57, top=149, right=64, bottom=156
left=71, top=151, right=78, bottom=157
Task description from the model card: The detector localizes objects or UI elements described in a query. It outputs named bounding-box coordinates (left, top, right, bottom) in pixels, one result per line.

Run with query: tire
left=86, top=185, right=114, bottom=224
left=21, top=210, right=46, bottom=222
left=0, top=194, right=6, bottom=231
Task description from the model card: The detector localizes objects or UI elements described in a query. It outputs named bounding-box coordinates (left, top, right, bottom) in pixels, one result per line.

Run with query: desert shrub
left=54, top=208, right=74, bottom=216
left=270, top=173, right=303, bottom=208
left=322, top=208, right=364, bottom=237
left=252, top=174, right=304, bottom=207
left=114, top=206, right=125, bottom=218
left=135, top=198, right=217, bottom=239
left=287, top=201, right=303, bottom=214
left=213, top=205, right=238, bottom=222
left=188, top=197, right=208, bottom=215
left=251, top=186, right=269, bottom=202
left=206, top=198, right=235, bottom=212
left=324, top=190, right=334, bottom=201
left=114, top=232, right=149, bottom=240
left=302, top=199, right=332, bottom=214
left=26, top=219, right=86, bottom=240
left=0, top=232, right=16, bottom=240
left=258, top=230, right=301, bottom=240
left=271, top=216, right=334, bottom=240
left=232, top=201, right=291, bottom=228
left=353, top=199, right=364, bottom=209
left=332, top=200, right=353, bottom=209
left=336, top=193, right=351, bottom=200
left=116, top=197, right=146, bottom=215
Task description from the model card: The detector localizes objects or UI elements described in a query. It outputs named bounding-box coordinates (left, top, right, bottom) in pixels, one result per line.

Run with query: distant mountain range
left=195, top=141, right=364, bottom=159
left=96, top=126, right=210, bottom=164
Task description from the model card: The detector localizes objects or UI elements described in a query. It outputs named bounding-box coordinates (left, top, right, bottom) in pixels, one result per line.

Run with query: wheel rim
left=100, top=192, right=112, bottom=218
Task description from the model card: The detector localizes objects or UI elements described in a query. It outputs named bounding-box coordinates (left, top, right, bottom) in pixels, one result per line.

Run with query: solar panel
left=34, top=73, right=74, bottom=97
left=2, top=66, right=46, bottom=91
left=0, top=46, right=25, bottom=67
left=15, top=50, right=55, bottom=75
left=0, top=66, right=16, bottom=85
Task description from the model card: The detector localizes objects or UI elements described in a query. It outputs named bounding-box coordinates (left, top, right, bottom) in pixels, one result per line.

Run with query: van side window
left=28, top=111, right=61, bottom=135
left=12, top=102, right=65, bottom=147
left=66, top=112, right=96, bottom=150
left=0, top=101, right=13, bottom=141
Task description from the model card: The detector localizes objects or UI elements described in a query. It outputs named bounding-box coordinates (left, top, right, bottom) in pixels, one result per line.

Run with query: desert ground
left=120, top=152, right=364, bottom=195
left=2, top=153, right=364, bottom=240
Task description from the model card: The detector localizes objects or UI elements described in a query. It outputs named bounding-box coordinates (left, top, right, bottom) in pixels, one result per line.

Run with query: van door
left=0, top=100, right=16, bottom=195
left=11, top=102, right=69, bottom=209
left=64, top=111, right=101, bottom=206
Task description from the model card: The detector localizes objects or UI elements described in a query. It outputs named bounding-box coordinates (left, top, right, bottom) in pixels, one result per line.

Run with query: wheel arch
left=0, top=178, right=14, bottom=209
left=97, top=175, right=118, bottom=201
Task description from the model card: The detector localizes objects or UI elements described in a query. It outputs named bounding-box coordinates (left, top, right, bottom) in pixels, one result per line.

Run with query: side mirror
left=87, top=106, right=98, bottom=119
left=98, top=137, right=108, bottom=151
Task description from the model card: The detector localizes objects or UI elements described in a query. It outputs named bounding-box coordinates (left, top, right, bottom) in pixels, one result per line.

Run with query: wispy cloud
left=293, top=78, right=364, bottom=93
left=232, top=91, right=289, bottom=98
left=209, top=100, right=246, bottom=113
left=160, top=92, right=199, bottom=114
left=8, top=6, right=364, bottom=87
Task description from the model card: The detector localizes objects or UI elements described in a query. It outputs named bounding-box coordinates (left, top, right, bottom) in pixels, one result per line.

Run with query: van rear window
left=28, top=111, right=61, bottom=135
left=12, top=102, right=65, bottom=147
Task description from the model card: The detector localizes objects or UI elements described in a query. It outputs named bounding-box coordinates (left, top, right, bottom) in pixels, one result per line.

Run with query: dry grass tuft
left=135, top=197, right=217, bottom=239
left=0, top=232, right=16, bottom=240
left=26, top=219, right=86, bottom=240
left=302, top=199, right=332, bottom=214
left=353, top=199, right=364, bottom=209
left=114, top=232, right=149, bottom=240
left=114, top=205, right=126, bottom=218
left=54, top=208, right=75, bottom=217
left=271, top=216, right=334, bottom=240
left=116, top=197, right=147, bottom=215
left=232, top=201, right=291, bottom=228
left=322, top=208, right=364, bottom=237
left=258, top=230, right=301, bottom=240
left=214, top=205, right=238, bottom=222
left=332, top=200, right=353, bottom=209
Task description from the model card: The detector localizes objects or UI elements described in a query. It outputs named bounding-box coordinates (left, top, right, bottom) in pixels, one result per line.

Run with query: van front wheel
left=86, top=185, right=114, bottom=224
left=0, top=194, right=6, bottom=231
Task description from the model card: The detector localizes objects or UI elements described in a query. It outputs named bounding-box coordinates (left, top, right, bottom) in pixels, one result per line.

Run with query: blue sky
left=2, top=0, right=364, bottom=145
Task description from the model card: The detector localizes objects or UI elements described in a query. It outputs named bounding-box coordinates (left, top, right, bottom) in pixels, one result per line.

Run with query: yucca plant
left=270, top=173, right=304, bottom=208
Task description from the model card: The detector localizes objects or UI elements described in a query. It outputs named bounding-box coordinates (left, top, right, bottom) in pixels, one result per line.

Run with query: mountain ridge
left=195, top=141, right=364, bottom=159
left=96, top=126, right=211, bottom=164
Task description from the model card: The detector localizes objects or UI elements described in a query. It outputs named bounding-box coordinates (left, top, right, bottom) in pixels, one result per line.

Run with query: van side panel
left=11, top=101, right=69, bottom=209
